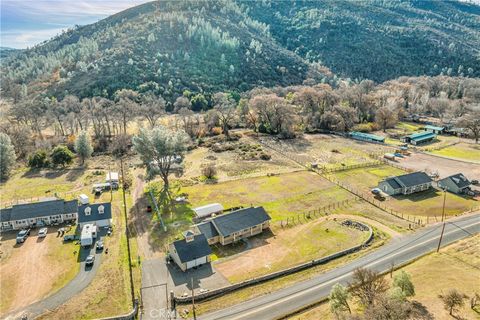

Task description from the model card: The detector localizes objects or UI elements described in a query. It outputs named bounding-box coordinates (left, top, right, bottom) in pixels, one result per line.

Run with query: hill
left=1, top=0, right=479, bottom=101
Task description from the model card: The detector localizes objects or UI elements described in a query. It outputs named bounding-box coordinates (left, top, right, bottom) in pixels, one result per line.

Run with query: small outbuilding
left=402, top=131, right=436, bottom=145
left=79, top=194, right=90, bottom=205
left=80, top=223, right=97, bottom=247
left=169, top=231, right=212, bottom=271
left=77, top=203, right=112, bottom=228
left=106, top=172, right=119, bottom=188
left=192, top=203, right=224, bottom=219
left=424, top=125, right=445, bottom=134
left=349, top=131, right=385, bottom=143
left=437, top=173, right=471, bottom=194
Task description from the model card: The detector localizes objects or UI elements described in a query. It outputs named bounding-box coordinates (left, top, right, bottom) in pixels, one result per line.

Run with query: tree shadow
left=392, top=188, right=440, bottom=202
left=65, top=168, right=85, bottom=182
left=410, top=301, right=434, bottom=320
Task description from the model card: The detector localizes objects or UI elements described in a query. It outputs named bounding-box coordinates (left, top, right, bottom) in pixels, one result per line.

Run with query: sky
left=1, top=0, right=151, bottom=49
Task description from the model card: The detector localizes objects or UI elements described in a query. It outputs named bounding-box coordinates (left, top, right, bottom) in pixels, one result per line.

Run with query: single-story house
left=77, top=203, right=112, bottom=228
left=169, top=231, right=212, bottom=271
left=0, top=198, right=78, bottom=231
left=194, top=206, right=271, bottom=245
left=349, top=131, right=385, bottom=143
left=378, top=172, right=433, bottom=196
left=106, top=172, right=119, bottom=188
left=193, top=203, right=224, bottom=219
left=424, top=125, right=445, bottom=134
left=402, top=131, right=436, bottom=145
left=437, top=173, right=471, bottom=194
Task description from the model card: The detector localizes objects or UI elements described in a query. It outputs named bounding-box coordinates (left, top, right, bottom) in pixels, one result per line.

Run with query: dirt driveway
left=0, top=227, right=78, bottom=316
left=397, top=152, right=480, bottom=180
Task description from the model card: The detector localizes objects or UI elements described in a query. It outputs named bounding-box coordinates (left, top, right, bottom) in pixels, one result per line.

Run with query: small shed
left=424, top=125, right=445, bottom=134
left=193, top=203, right=224, bottom=219
left=80, top=223, right=97, bottom=247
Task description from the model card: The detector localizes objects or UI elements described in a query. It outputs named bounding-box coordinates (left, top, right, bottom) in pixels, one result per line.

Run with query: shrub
left=259, top=152, right=271, bottom=160
left=202, top=165, right=217, bottom=179
left=27, top=150, right=50, bottom=168
left=50, top=146, right=74, bottom=167
left=211, top=127, right=222, bottom=136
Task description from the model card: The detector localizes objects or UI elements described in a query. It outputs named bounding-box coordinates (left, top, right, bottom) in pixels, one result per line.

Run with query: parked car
left=38, top=228, right=48, bottom=238
left=371, top=188, right=382, bottom=195
left=471, top=180, right=479, bottom=185
left=146, top=205, right=152, bottom=213
left=16, top=228, right=31, bottom=244
left=85, top=255, right=95, bottom=266
left=96, top=240, right=104, bottom=251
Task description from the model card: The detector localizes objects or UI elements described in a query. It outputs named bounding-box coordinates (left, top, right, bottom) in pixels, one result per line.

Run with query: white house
left=169, top=231, right=212, bottom=271
left=0, top=198, right=78, bottom=231
left=77, top=203, right=112, bottom=229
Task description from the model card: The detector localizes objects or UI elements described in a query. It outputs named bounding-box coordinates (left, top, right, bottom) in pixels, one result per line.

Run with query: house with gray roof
left=437, top=173, right=471, bottom=194
left=378, top=172, right=433, bottom=196
left=194, top=206, right=271, bottom=245
left=0, top=198, right=78, bottom=231
left=77, top=202, right=112, bottom=228
left=169, top=232, right=212, bottom=271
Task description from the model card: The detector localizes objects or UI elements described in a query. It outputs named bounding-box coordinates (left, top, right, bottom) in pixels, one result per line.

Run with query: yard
left=429, top=142, right=480, bottom=162
left=180, top=170, right=354, bottom=222
left=291, top=234, right=480, bottom=320
left=332, top=165, right=478, bottom=217
left=0, top=227, right=79, bottom=316
left=0, top=163, right=139, bottom=320
left=213, top=219, right=370, bottom=283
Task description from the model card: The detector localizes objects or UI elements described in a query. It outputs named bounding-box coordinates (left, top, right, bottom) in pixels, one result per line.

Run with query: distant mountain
left=0, top=47, right=21, bottom=59
left=1, top=0, right=479, bottom=101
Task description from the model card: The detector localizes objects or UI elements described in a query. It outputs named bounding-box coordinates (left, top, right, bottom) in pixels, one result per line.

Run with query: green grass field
left=333, top=165, right=477, bottom=217
left=430, top=143, right=480, bottom=162
left=180, top=171, right=353, bottom=221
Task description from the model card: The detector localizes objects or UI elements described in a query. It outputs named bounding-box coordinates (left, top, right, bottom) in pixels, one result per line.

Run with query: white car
left=38, top=228, right=48, bottom=238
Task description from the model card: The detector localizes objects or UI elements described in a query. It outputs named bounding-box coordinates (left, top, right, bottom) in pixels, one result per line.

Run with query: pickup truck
left=16, top=228, right=31, bottom=244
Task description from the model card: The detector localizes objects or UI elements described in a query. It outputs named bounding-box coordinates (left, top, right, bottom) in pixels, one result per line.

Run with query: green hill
left=1, top=0, right=479, bottom=101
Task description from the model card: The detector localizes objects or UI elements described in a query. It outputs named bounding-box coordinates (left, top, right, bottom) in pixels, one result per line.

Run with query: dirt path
left=131, top=172, right=161, bottom=259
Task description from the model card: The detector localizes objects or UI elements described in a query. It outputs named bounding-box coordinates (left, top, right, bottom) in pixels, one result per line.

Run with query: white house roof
left=193, top=203, right=224, bottom=218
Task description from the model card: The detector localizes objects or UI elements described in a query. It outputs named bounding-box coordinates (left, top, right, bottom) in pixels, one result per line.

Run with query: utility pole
left=437, top=188, right=447, bottom=252
left=191, top=277, right=196, bottom=320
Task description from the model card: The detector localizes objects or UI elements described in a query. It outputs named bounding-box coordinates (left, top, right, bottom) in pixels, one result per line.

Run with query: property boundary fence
left=174, top=220, right=373, bottom=304
left=320, top=161, right=383, bottom=174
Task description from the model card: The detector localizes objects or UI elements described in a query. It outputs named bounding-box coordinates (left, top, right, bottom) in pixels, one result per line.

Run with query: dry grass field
left=291, top=234, right=480, bottom=320
left=214, top=219, right=370, bottom=283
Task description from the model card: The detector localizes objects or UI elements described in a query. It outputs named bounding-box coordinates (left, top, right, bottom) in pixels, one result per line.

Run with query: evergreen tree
left=0, top=133, right=16, bottom=180
left=74, top=131, right=93, bottom=165
left=51, top=146, right=74, bottom=167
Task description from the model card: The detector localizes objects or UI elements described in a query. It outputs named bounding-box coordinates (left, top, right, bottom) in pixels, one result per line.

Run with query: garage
left=169, top=231, right=212, bottom=271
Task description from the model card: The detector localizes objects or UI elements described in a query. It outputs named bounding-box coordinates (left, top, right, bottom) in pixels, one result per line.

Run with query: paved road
left=141, top=259, right=169, bottom=320
left=3, top=242, right=103, bottom=320
left=199, top=213, right=480, bottom=320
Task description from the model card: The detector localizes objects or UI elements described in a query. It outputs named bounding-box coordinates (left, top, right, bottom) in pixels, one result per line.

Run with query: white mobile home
left=80, top=224, right=97, bottom=247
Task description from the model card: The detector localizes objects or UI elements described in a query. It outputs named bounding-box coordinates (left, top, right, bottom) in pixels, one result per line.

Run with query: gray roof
left=211, top=207, right=271, bottom=237
left=383, top=172, right=432, bottom=189
left=440, top=173, right=470, bottom=189
left=78, top=203, right=112, bottom=223
left=0, top=199, right=78, bottom=222
left=0, top=208, right=12, bottom=223
left=196, top=221, right=219, bottom=239
left=172, top=234, right=212, bottom=263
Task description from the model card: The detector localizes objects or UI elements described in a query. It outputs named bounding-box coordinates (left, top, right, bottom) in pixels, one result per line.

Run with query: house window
left=85, top=207, right=92, bottom=216
left=98, top=205, right=105, bottom=214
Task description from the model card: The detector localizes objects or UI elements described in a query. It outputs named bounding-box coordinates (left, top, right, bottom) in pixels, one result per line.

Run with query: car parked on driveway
left=85, top=255, right=95, bottom=266
left=63, top=234, right=75, bottom=242
left=96, top=240, right=104, bottom=251
left=16, top=228, right=31, bottom=244
left=38, top=228, right=48, bottom=238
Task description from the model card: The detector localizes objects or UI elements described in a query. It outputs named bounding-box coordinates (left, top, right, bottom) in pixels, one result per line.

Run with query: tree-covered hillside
left=243, top=0, right=480, bottom=82
left=1, top=0, right=479, bottom=101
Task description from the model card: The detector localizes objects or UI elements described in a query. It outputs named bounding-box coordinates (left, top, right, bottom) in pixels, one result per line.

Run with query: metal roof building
left=349, top=131, right=385, bottom=143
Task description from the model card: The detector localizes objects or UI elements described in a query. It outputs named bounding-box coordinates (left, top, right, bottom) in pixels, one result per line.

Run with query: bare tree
left=139, top=93, right=166, bottom=128
left=375, top=106, right=398, bottom=132
left=173, top=96, right=191, bottom=113
left=350, top=268, right=389, bottom=307
left=213, top=92, right=237, bottom=138
left=457, top=108, right=480, bottom=143
left=114, top=89, right=138, bottom=135
left=439, top=289, right=468, bottom=316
